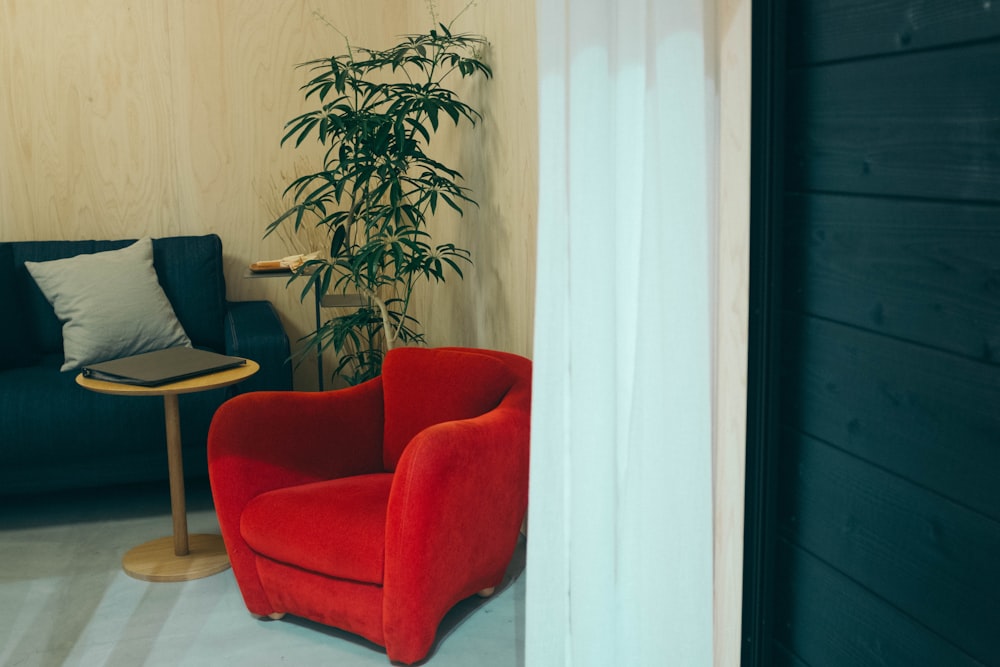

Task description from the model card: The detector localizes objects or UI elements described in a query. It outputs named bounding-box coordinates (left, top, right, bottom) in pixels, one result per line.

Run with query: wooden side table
left=76, top=359, right=259, bottom=582
left=244, top=268, right=365, bottom=390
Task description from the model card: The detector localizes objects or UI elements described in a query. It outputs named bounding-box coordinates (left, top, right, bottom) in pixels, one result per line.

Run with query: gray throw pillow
left=25, top=238, right=191, bottom=371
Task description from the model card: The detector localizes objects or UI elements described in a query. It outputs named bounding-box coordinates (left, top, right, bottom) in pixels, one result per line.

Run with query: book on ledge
left=81, top=346, right=246, bottom=387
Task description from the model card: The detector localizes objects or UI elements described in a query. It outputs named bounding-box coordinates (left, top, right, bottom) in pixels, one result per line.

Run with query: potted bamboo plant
left=267, top=18, right=491, bottom=385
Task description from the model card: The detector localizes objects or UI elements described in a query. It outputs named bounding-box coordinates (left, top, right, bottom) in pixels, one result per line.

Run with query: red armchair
left=207, top=346, right=531, bottom=664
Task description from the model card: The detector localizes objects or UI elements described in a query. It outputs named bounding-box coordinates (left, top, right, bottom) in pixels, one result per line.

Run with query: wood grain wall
left=767, top=1, right=1000, bottom=664
left=0, top=0, right=538, bottom=390
left=1, top=3, right=753, bottom=663
left=715, top=0, right=751, bottom=664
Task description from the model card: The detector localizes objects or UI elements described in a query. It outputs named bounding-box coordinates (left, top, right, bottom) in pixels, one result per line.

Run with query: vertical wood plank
left=715, top=0, right=753, bottom=663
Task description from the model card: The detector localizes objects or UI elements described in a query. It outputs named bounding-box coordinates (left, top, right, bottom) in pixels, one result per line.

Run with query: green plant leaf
left=438, top=192, right=464, bottom=215
left=270, top=19, right=490, bottom=384
left=330, top=224, right=347, bottom=256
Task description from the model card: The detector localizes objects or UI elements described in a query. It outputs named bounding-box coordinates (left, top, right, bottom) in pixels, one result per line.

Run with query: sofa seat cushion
left=241, top=473, right=393, bottom=585
left=0, top=352, right=225, bottom=493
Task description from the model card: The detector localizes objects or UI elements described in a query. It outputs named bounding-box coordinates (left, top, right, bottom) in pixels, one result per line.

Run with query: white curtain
left=526, top=0, right=717, bottom=664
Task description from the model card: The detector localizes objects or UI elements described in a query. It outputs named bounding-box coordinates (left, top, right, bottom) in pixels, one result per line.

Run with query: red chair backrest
left=380, top=347, right=525, bottom=472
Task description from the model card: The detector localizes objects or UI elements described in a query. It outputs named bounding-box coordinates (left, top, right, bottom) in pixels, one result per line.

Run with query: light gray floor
left=0, top=482, right=526, bottom=667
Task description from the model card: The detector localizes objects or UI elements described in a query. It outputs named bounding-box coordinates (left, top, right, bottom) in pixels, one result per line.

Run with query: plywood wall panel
left=404, top=0, right=539, bottom=359
left=0, top=0, right=537, bottom=390
left=1, top=1, right=178, bottom=239
left=715, top=0, right=751, bottom=664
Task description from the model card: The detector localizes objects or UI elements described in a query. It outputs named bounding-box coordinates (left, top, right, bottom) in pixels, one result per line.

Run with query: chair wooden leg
left=251, top=612, right=286, bottom=620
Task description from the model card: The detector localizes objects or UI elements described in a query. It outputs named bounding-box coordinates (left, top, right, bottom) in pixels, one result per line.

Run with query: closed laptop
left=82, top=346, right=246, bottom=386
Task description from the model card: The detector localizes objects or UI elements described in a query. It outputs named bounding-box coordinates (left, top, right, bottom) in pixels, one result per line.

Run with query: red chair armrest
left=382, top=404, right=530, bottom=662
left=207, top=380, right=386, bottom=616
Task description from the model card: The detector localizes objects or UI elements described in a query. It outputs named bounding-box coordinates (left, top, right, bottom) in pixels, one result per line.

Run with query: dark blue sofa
left=0, top=234, right=292, bottom=495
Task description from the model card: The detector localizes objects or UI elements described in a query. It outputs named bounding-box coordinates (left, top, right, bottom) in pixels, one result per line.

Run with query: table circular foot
left=122, top=533, right=231, bottom=582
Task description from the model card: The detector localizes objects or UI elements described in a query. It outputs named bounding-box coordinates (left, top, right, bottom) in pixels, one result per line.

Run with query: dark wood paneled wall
left=748, top=1, right=1000, bottom=665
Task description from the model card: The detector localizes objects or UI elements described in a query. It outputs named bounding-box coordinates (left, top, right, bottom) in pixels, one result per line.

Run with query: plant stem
left=357, top=285, right=396, bottom=351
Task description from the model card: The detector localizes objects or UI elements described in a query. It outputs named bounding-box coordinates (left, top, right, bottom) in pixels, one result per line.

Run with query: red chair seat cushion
left=240, top=473, right=393, bottom=585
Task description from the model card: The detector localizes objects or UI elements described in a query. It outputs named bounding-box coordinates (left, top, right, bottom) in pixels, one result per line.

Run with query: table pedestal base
left=122, top=533, right=231, bottom=582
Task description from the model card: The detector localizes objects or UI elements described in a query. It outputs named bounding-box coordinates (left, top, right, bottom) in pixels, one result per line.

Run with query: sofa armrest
left=224, top=300, right=293, bottom=393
